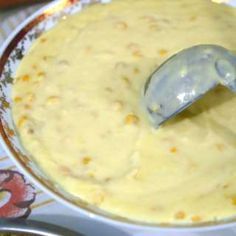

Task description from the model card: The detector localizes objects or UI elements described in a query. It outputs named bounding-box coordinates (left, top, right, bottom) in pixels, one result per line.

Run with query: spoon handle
left=0, top=219, right=82, bottom=236
left=215, top=49, right=236, bottom=91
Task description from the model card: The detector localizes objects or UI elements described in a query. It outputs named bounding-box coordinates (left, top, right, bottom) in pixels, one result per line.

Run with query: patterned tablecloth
left=0, top=1, right=236, bottom=236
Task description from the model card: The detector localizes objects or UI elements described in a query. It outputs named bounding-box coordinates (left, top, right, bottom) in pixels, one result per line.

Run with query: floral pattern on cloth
left=0, top=2, right=45, bottom=220
left=0, top=170, right=36, bottom=218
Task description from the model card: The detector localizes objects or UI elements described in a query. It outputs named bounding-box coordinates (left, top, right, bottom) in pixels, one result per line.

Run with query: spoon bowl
left=143, top=45, right=236, bottom=127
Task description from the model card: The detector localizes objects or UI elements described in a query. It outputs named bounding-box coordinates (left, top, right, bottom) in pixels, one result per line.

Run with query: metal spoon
left=143, top=45, right=236, bottom=128
left=0, top=219, right=83, bottom=236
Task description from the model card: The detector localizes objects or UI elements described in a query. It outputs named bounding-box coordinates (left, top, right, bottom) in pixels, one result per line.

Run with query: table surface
left=0, top=1, right=236, bottom=235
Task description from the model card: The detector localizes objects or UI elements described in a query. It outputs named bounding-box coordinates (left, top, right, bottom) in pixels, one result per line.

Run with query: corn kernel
left=37, top=71, right=45, bottom=77
left=27, top=128, right=34, bottom=134
left=115, top=21, right=128, bottom=30
left=17, top=115, right=28, bottom=128
left=170, top=147, right=177, bottom=153
left=125, top=114, right=139, bottom=125
left=93, top=191, right=105, bottom=205
left=88, top=172, right=95, bottom=178
left=40, top=37, right=47, bottom=43
left=132, top=50, right=143, bottom=58
left=121, top=76, right=131, bottom=86
left=149, top=24, right=159, bottom=30
left=127, top=43, right=140, bottom=51
left=105, top=87, right=113, bottom=93
left=46, top=96, right=59, bottom=105
left=26, top=93, right=35, bottom=103
left=231, top=196, right=236, bottom=205
left=42, top=56, right=49, bottom=61
left=191, top=215, right=202, bottom=222
left=175, top=211, right=186, bottom=219
left=113, top=100, right=123, bottom=111
left=159, top=49, right=168, bottom=57
left=21, top=75, right=30, bottom=82
left=82, top=156, right=92, bottom=165
left=60, top=165, right=71, bottom=176
left=190, top=16, right=197, bottom=21
left=216, top=143, right=225, bottom=152
left=14, top=97, right=22, bottom=103
left=24, top=104, right=31, bottom=110
left=133, top=67, right=140, bottom=74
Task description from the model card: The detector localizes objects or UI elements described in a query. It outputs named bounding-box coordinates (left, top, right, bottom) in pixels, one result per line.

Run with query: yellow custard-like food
left=12, top=0, right=236, bottom=224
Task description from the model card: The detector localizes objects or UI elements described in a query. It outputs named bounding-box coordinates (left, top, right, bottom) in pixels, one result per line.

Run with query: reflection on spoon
left=143, top=45, right=236, bottom=128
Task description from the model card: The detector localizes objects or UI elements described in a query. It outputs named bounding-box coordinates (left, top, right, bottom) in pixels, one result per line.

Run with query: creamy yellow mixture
left=12, top=0, right=236, bottom=224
